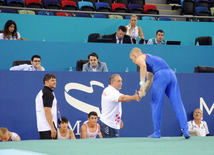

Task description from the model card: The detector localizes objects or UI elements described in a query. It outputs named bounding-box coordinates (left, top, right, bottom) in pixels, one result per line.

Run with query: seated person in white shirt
left=147, top=29, right=166, bottom=45
left=0, top=127, right=20, bottom=141
left=57, top=117, right=76, bottom=140
left=188, top=109, right=212, bottom=136
left=10, top=55, right=45, bottom=71
left=80, top=111, right=103, bottom=139
left=82, top=52, right=108, bottom=72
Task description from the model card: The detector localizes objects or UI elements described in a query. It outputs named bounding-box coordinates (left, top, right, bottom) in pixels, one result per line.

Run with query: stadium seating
left=25, top=0, right=43, bottom=8
left=61, top=1, right=78, bottom=10
left=7, top=0, right=24, bottom=7
left=43, top=0, right=61, bottom=9
left=56, top=12, right=72, bottom=16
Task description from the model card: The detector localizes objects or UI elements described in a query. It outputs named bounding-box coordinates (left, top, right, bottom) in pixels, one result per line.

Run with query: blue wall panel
left=0, top=13, right=214, bottom=45
left=0, top=71, right=213, bottom=140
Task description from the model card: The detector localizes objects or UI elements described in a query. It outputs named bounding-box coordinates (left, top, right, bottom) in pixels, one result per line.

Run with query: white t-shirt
left=126, top=25, right=139, bottom=39
left=0, top=32, right=21, bottom=40
left=10, top=132, right=20, bottom=141
left=188, top=120, right=209, bottom=136
left=35, top=90, right=57, bottom=132
left=100, top=85, right=123, bottom=129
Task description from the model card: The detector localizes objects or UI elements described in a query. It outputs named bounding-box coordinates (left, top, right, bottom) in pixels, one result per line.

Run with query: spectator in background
left=0, top=20, right=24, bottom=40
left=109, top=26, right=132, bottom=44
left=82, top=52, right=108, bottom=72
left=0, top=127, right=20, bottom=141
left=147, top=29, right=166, bottom=45
left=80, top=111, right=102, bottom=139
left=10, top=55, right=45, bottom=71
left=188, top=109, right=212, bottom=136
left=57, top=117, right=76, bottom=139
left=126, top=15, right=145, bottom=44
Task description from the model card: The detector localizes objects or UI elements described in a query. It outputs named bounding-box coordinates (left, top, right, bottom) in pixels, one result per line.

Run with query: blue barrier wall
left=0, top=71, right=213, bottom=140
left=0, top=13, right=214, bottom=45
left=0, top=40, right=214, bottom=72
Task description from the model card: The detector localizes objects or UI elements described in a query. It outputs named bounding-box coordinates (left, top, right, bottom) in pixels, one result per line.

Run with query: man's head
left=88, top=52, right=99, bottom=68
left=109, top=74, right=122, bottom=90
left=155, top=29, right=164, bottom=44
left=193, top=109, right=203, bottom=121
left=0, top=127, right=10, bottom=141
left=130, top=47, right=143, bottom=64
left=116, top=26, right=126, bottom=39
left=43, top=74, right=57, bottom=90
left=88, top=111, right=98, bottom=125
left=31, top=55, right=41, bottom=68
left=58, top=117, right=69, bottom=129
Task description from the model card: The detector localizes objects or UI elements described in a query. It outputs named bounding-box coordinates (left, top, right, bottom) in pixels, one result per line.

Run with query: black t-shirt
left=42, top=86, right=54, bottom=108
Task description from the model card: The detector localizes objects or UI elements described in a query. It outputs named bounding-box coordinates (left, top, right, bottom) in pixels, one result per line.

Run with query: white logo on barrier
left=64, top=80, right=104, bottom=117
left=200, top=97, right=214, bottom=115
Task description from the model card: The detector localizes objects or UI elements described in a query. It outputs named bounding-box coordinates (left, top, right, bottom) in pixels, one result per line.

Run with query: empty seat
left=99, top=0, right=113, bottom=7
left=56, top=12, right=72, bottom=16
left=117, top=0, right=130, bottom=7
left=37, top=11, right=54, bottom=15
left=43, top=0, right=61, bottom=9
left=61, top=1, right=77, bottom=10
left=25, top=0, right=43, bottom=8
left=12, top=60, right=31, bottom=66
left=75, top=13, right=90, bottom=17
left=141, top=16, right=156, bottom=20
left=108, top=14, right=123, bottom=19
left=195, top=36, right=212, bottom=45
left=7, top=0, right=24, bottom=7
left=0, top=0, right=5, bottom=6
left=194, top=66, right=214, bottom=73
left=76, top=59, right=89, bottom=71
left=143, top=5, right=158, bottom=13
left=111, top=3, right=126, bottom=12
left=83, top=0, right=97, bottom=7
left=92, top=14, right=106, bottom=18
left=182, top=0, right=195, bottom=15
left=95, top=2, right=110, bottom=11
left=128, top=4, right=144, bottom=13
left=0, top=8, right=18, bottom=13
left=195, top=6, right=209, bottom=15
left=196, top=0, right=210, bottom=9
left=210, top=7, right=214, bottom=15
left=132, top=0, right=145, bottom=7
left=211, top=0, right=214, bottom=7
left=78, top=1, right=94, bottom=10
left=88, top=33, right=100, bottom=42
left=159, top=17, right=172, bottom=21
left=19, top=10, right=36, bottom=14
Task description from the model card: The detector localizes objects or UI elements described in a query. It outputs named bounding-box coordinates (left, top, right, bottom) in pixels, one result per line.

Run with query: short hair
left=109, top=74, right=120, bottom=84
left=118, top=26, right=126, bottom=32
left=130, top=47, right=142, bottom=56
left=194, top=108, right=203, bottom=114
left=58, top=116, right=68, bottom=125
left=88, top=111, right=98, bottom=118
left=0, top=127, right=8, bottom=137
left=43, top=74, right=56, bottom=84
left=156, top=29, right=164, bottom=35
left=31, top=55, right=41, bottom=61
left=88, top=52, right=98, bottom=59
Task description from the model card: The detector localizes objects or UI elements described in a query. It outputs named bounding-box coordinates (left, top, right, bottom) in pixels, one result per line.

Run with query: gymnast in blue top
left=130, top=47, right=191, bottom=139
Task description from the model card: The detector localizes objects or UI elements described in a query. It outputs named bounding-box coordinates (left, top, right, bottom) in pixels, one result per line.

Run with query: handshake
left=133, top=89, right=146, bottom=102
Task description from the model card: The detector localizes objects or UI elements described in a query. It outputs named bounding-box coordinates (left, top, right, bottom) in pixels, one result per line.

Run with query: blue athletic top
left=145, top=54, right=170, bottom=73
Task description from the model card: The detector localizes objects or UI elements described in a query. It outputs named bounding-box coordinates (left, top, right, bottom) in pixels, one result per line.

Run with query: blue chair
left=7, top=0, right=24, bottom=7
left=75, top=13, right=90, bottom=17
left=95, top=2, right=109, bottom=10
left=127, top=4, right=141, bottom=12
left=141, top=16, right=156, bottom=20
left=92, top=14, right=106, bottom=18
left=0, top=8, right=18, bottom=13
left=159, top=17, right=172, bottom=21
left=78, top=1, right=93, bottom=10
left=195, top=6, right=209, bottom=15
left=125, top=15, right=140, bottom=20
left=37, top=11, right=54, bottom=15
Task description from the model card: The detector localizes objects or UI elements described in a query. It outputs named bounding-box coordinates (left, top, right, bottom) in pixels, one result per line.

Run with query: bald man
left=129, top=47, right=190, bottom=139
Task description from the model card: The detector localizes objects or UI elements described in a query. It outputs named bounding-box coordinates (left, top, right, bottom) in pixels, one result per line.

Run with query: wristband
left=139, top=81, right=145, bottom=86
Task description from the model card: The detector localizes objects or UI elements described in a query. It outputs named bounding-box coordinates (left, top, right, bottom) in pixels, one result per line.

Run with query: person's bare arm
left=13, top=135, right=20, bottom=141
left=120, top=120, right=124, bottom=129
left=44, top=107, right=56, bottom=138
left=144, top=72, right=154, bottom=92
left=138, top=27, right=145, bottom=40
left=98, top=125, right=103, bottom=138
left=80, top=124, right=87, bottom=139
left=118, top=90, right=140, bottom=102
left=69, top=130, right=76, bottom=139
